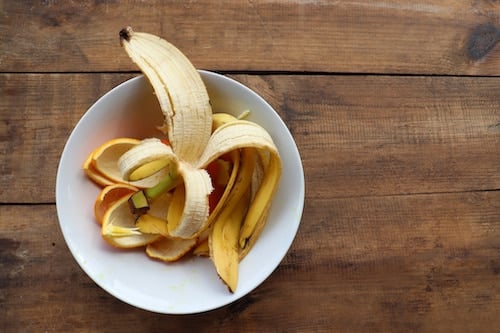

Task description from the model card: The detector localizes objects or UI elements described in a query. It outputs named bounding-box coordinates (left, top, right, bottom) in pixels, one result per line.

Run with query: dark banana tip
left=119, top=27, right=133, bottom=45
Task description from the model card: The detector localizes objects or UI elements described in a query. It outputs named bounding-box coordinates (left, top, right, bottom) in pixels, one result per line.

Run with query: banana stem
left=128, top=168, right=180, bottom=216
left=144, top=169, right=179, bottom=200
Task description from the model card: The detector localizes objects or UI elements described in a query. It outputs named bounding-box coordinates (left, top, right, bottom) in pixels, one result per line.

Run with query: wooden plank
left=0, top=73, right=136, bottom=203
left=1, top=191, right=499, bottom=331
left=0, top=1, right=499, bottom=75
left=1, top=73, right=499, bottom=203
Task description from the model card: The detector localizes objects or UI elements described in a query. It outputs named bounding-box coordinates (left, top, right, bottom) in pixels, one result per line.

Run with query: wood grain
left=1, top=192, right=498, bottom=332
left=0, top=1, right=499, bottom=75
left=1, top=73, right=498, bottom=203
left=0, top=73, right=136, bottom=203
left=1, top=1, right=499, bottom=331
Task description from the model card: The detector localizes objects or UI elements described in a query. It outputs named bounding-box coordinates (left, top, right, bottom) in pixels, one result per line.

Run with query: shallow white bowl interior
left=56, top=70, right=304, bottom=314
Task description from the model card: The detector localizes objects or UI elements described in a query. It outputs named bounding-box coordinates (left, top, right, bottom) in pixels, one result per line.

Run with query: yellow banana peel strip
left=166, top=165, right=213, bottom=238
left=209, top=149, right=254, bottom=292
left=210, top=187, right=251, bottom=293
left=239, top=151, right=281, bottom=258
left=120, top=27, right=212, bottom=164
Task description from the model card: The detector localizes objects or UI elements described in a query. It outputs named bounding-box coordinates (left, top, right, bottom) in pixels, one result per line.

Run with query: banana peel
left=94, top=184, right=138, bottom=224
left=209, top=147, right=255, bottom=292
left=210, top=186, right=251, bottom=292
left=83, top=28, right=282, bottom=292
left=192, top=238, right=210, bottom=257
left=146, top=237, right=197, bottom=262
left=101, top=194, right=161, bottom=248
left=239, top=148, right=281, bottom=253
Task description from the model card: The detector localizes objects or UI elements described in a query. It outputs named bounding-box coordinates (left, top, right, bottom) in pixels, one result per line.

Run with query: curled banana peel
left=209, top=148, right=254, bottom=292
left=84, top=28, right=282, bottom=292
left=146, top=237, right=198, bottom=262
left=120, top=27, right=212, bottom=165
left=120, top=27, right=214, bottom=239
left=118, top=138, right=176, bottom=181
left=94, top=183, right=138, bottom=225
left=83, top=138, right=173, bottom=189
left=101, top=194, right=162, bottom=248
left=210, top=186, right=252, bottom=292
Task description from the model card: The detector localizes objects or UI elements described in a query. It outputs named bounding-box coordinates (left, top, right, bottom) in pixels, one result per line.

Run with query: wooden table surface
left=1, top=1, right=499, bottom=332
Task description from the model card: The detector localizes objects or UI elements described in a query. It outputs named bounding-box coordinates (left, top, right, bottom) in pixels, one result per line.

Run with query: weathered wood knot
left=466, top=23, right=500, bottom=61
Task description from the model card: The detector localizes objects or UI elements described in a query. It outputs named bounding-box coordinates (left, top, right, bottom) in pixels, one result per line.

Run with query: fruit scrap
left=101, top=194, right=161, bottom=248
left=146, top=237, right=197, bottom=262
left=136, top=214, right=169, bottom=237
left=83, top=28, right=282, bottom=292
left=128, top=169, right=179, bottom=216
left=94, top=184, right=138, bottom=224
left=209, top=149, right=254, bottom=292
left=192, top=239, right=209, bottom=257
left=83, top=138, right=140, bottom=187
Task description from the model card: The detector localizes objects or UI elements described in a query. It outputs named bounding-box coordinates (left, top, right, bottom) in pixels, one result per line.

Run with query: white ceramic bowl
left=56, top=71, right=304, bottom=314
